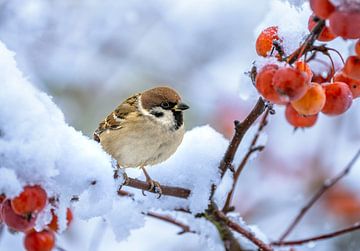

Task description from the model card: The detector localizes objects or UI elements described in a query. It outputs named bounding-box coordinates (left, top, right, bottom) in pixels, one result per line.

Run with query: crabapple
left=334, top=71, right=360, bottom=98
left=308, top=15, right=336, bottom=42
left=255, top=64, right=286, bottom=104
left=329, top=11, right=360, bottom=39
left=256, top=26, right=279, bottom=57
left=343, top=55, right=360, bottom=80
left=285, top=105, right=318, bottom=128
left=24, top=229, right=55, bottom=251
left=48, top=208, right=73, bottom=232
left=291, top=82, right=326, bottom=115
left=321, top=82, right=353, bottom=116
left=310, top=0, right=335, bottom=19
left=1, top=200, right=36, bottom=232
left=11, top=185, right=47, bottom=216
left=273, top=67, right=308, bottom=101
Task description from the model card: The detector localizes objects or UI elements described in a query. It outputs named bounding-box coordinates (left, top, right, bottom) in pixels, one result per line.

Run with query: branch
left=272, top=222, right=360, bottom=246
left=278, top=149, right=360, bottom=241
left=219, top=97, right=266, bottom=178
left=287, top=18, right=325, bottom=64
left=146, top=211, right=194, bottom=235
left=223, top=108, right=270, bottom=212
left=215, top=210, right=273, bottom=251
left=123, top=177, right=191, bottom=199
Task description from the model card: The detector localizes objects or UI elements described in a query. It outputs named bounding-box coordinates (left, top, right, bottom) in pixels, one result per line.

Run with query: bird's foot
left=142, top=179, right=163, bottom=199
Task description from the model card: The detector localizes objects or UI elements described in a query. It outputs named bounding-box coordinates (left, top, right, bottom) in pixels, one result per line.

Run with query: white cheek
left=158, top=109, right=176, bottom=128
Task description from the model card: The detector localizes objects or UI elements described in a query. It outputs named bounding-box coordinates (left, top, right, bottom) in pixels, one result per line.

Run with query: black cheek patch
left=151, top=111, right=164, bottom=117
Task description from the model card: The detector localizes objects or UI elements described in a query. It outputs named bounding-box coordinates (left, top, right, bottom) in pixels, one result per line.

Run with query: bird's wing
left=93, top=94, right=139, bottom=142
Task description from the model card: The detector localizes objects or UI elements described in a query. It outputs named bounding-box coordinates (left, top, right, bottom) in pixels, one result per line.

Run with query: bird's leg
left=140, top=166, right=163, bottom=198
left=114, top=163, right=130, bottom=186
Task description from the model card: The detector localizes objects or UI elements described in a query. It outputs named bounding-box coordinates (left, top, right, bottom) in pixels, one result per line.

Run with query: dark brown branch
left=146, top=211, right=194, bottom=235
left=287, top=18, right=325, bottom=64
left=123, top=177, right=191, bottom=199
left=215, top=210, right=273, bottom=251
left=219, top=97, right=266, bottom=178
left=272, top=222, right=360, bottom=246
left=223, top=108, right=270, bottom=212
left=278, top=149, right=360, bottom=242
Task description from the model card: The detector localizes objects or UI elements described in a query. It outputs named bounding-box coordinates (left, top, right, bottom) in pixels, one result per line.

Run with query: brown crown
left=141, top=86, right=181, bottom=110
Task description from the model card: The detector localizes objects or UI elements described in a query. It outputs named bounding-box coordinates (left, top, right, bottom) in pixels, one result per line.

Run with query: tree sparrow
left=94, top=86, right=189, bottom=195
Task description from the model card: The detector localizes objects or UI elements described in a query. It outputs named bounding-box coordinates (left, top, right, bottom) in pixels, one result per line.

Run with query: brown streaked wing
left=93, top=94, right=139, bottom=141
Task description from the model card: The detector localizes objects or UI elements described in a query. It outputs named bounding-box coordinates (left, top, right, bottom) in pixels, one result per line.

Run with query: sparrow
left=94, top=86, right=189, bottom=195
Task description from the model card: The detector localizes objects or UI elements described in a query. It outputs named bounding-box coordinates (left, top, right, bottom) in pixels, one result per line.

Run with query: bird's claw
left=141, top=179, right=163, bottom=198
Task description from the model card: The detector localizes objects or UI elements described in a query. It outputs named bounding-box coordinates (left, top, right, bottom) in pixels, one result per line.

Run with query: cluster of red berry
left=0, top=186, right=72, bottom=251
left=254, top=0, right=360, bottom=128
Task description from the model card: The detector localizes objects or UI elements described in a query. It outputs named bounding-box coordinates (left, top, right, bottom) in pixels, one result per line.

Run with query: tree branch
left=272, top=222, right=360, bottom=246
left=219, top=97, right=266, bottom=178
left=123, top=177, right=191, bottom=199
left=278, top=149, right=360, bottom=241
left=223, top=108, right=270, bottom=212
left=215, top=210, right=273, bottom=251
left=146, top=211, right=194, bottom=235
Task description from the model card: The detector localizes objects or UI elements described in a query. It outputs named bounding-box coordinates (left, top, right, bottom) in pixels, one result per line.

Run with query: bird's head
left=140, top=86, right=189, bottom=130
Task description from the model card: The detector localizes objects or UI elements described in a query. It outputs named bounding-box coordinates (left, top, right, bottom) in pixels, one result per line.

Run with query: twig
left=287, top=19, right=325, bottom=65
left=278, top=149, right=360, bottom=241
left=272, top=222, right=360, bottom=246
left=146, top=211, right=194, bottom=235
left=223, top=108, right=270, bottom=212
left=124, top=177, right=191, bottom=199
left=215, top=210, right=273, bottom=251
left=219, top=97, right=266, bottom=178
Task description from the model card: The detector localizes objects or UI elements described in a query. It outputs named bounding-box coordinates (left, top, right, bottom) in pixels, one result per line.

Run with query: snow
left=127, top=125, right=228, bottom=214
left=0, top=40, right=258, bottom=244
left=0, top=41, right=115, bottom=230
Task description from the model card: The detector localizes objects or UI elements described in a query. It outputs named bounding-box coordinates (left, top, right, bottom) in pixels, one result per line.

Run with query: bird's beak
left=174, top=102, right=189, bottom=111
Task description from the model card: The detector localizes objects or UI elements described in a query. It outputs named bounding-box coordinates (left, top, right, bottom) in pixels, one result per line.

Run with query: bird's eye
left=161, top=102, right=170, bottom=109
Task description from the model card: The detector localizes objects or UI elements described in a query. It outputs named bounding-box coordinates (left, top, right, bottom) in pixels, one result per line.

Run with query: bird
left=94, top=86, right=189, bottom=196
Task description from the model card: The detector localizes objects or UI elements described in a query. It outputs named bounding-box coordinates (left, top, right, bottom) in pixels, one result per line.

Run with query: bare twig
left=215, top=210, right=273, bottom=251
left=223, top=108, right=270, bottom=212
left=278, top=149, right=360, bottom=241
left=219, top=97, right=266, bottom=178
left=272, top=222, right=360, bottom=246
left=287, top=18, right=325, bottom=64
left=123, top=177, right=191, bottom=199
left=146, top=211, right=194, bottom=235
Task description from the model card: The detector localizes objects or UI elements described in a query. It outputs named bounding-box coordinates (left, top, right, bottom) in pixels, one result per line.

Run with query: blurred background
left=0, top=0, right=360, bottom=250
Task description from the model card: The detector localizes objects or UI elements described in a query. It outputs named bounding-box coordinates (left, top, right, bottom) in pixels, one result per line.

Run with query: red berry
left=334, top=71, right=360, bottom=98
left=356, top=39, right=360, bottom=56
left=322, top=82, right=353, bottom=116
left=285, top=105, right=318, bottom=128
left=343, top=55, right=360, bottom=80
left=273, top=67, right=308, bottom=101
left=1, top=200, right=36, bottom=232
left=0, top=195, right=5, bottom=203
left=308, top=15, right=336, bottom=42
left=256, top=26, right=279, bottom=57
left=310, top=0, right=335, bottom=19
left=295, top=60, right=313, bottom=83
left=48, top=208, right=73, bottom=232
left=255, top=64, right=287, bottom=104
left=24, top=230, right=55, bottom=251
left=329, top=11, right=360, bottom=39
left=11, top=185, right=47, bottom=216
left=291, top=82, right=326, bottom=115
